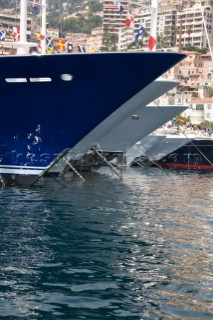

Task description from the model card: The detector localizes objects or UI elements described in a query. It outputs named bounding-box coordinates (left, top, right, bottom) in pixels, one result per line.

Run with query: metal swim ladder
left=92, top=147, right=123, bottom=180
left=30, top=148, right=86, bottom=185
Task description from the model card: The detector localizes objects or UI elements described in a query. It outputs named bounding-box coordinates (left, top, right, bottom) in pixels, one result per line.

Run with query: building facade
left=102, top=0, right=132, bottom=50
left=200, top=52, right=213, bottom=85
left=126, top=1, right=213, bottom=50
left=176, top=2, right=213, bottom=49
left=190, top=97, right=213, bottom=123
left=103, top=0, right=129, bottom=34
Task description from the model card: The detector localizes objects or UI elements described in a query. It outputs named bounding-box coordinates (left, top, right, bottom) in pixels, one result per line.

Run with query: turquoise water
left=0, top=167, right=212, bottom=319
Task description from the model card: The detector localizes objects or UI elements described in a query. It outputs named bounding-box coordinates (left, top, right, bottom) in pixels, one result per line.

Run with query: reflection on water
left=0, top=168, right=212, bottom=319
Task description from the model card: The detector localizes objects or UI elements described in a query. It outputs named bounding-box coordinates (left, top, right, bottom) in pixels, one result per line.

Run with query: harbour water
left=0, top=167, right=212, bottom=319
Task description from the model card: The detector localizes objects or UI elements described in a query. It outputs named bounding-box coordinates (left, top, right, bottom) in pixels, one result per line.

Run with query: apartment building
left=159, top=0, right=192, bottom=5
left=176, top=2, right=213, bottom=49
left=200, top=52, right=213, bottom=85
left=179, top=51, right=204, bottom=84
left=190, top=96, right=213, bottom=123
left=103, top=0, right=158, bottom=50
left=103, top=0, right=139, bottom=51
left=137, top=1, right=213, bottom=50
left=0, top=11, right=36, bottom=55
left=0, top=12, right=34, bottom=34
left=103, top=0, right=129, bottom=34
left=164, top=50, right=205, bottom=84
left=156, top=83, right=213, bottom=123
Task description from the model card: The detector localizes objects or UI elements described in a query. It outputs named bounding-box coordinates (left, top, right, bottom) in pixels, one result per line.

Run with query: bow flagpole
left=41, top=0, right=47, bottom=54
left=148, top=0, right=158, bottom=51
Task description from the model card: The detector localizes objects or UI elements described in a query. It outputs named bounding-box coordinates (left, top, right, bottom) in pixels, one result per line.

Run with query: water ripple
left=0, top=168, right=212, bottom=319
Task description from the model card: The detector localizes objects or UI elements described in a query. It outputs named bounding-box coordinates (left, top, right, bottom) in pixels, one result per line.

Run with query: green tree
left=182, top=45, right=208, bottom=54
left=127, top=39, right=144, bottom=50
left=200, top=120, right=213, bottom=129
left=110, top=33, right=118, bottom=50
left=88, top=0, right=103, bottom=13
left=102, top=32, right=118, bottom=51
left=207, top=86, right=213, bottom=98
left=49, top=13, right=102, bottom=35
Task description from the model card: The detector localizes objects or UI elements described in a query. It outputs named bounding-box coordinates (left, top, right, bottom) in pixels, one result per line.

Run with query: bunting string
left=0, top=0, right=162, bottom=53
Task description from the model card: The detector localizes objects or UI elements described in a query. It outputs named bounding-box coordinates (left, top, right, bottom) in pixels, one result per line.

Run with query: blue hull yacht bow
left=0, top=52, right=186, bottom=184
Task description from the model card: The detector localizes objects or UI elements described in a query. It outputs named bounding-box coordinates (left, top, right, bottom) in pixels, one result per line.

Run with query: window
left=29, top=77, right=52, bottom=82
left=132, top=115, right=139, bottom=120
left=196, top=104, right=204, bottom=110
left=5, top=78, right=27, bottom=83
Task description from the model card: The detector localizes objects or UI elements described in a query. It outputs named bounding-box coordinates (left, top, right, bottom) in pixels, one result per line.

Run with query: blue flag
left=46, top=37, right=54, bottom=50
left=32, top=6, right=39, bottom=15
left=135, top=26, right=145, bottom=42
left=2, top=23, right=9, bottom=29
left=118, top=3, right=124, bottom=14
left=0, top=30, right=6, bottom=41
left=67, top=42, right=73, bottom=53
left=78, top=45, right=86, bottom=52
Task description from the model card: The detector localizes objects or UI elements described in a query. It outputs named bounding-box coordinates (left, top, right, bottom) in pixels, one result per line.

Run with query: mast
left=41, top=0, right=46, bottom=54
left=20, top=0, right=27, bottom=43
left=16, top=0, right=37, bottom=54
left=17, top=0, right=28, bottom=54
left=19, top=0, right=46, bottom=55
left=150, top=0, right=158, bottom=51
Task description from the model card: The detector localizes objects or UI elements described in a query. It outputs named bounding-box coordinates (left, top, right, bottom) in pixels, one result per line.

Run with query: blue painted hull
left=159, top=139, right=213, bottom=170
left=0, top=52, right=185, bottom=183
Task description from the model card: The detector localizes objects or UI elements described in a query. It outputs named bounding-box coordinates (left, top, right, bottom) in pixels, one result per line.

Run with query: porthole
left=60, top=74, right=73, bottom=81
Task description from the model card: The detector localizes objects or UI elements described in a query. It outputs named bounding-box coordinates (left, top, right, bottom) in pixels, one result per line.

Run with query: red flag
left=37, top=43, right=41, bottom=52
left=125, top=11, right=134, bottom=28
left=13, top=27, right=20, bottom=41
left=148, top=35, right=156, bottom=51
left=35, top=33, right=45, bottom=40
left=39, top=34, right=45, bottom=40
